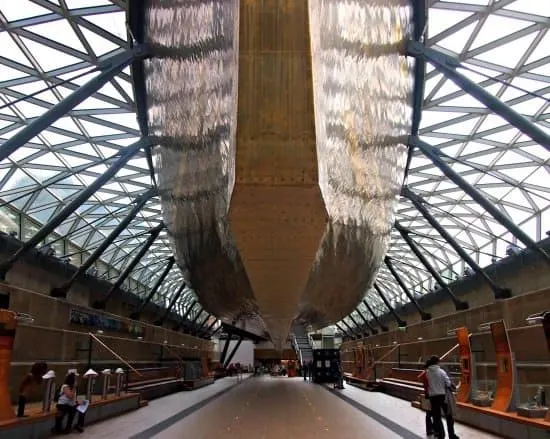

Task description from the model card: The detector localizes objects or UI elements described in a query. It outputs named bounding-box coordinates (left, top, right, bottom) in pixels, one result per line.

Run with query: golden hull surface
left=143, top=0, right=413, bottom=344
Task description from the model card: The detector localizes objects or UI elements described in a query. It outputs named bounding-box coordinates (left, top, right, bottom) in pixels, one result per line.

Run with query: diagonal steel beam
left=402, top=186, right=510, bottom=299
left=406, top=40, right=550, bottom=152
left=373, top=283, right=407, bottom=328
left=384, top=256, right=432, bottom=321
left=395, top=221, right=469, bottom=310
left=93, top=222, right=164, bottom=309
left=0, top=139, right=150, bottom=280
left=154, top=282, right=187, bottom=326
left=130, top=256, right=175, bottom=320
left=0, top=46, right=147, bottom=162
left=409, top=136, right=550, bottom=263
left=50, top=187, right=157, bottom=297
left=362, top=300, right=389, bottom=332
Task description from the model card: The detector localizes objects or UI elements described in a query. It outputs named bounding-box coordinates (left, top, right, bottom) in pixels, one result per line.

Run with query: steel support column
left=362, top=299, right=389, bottom=332
left=355, top=307, right=378, bottom=335
left=395, top=221, right=468, bottom=310
left=204, top=318, right=219, bottom=336
left=183, top=307, right=203, bottom=334
left=348, top=314, right=369, bottom=337
left=193, top=313, right=212, bottom=336
left=219, top=335, right=232, bottom=366
left=173, top=300, right=197, bottom=331
left=0, top=47, right=148, bottom=162
left=409, top=136, right=550, bottom=262
left=154, top=282, right=187, bottom=326
left=130, top=256, right=175, bottom=320
left=402, top=186, right=510, bottom=299
left=51, top=188, right=157, bottom=298
left=334, top=323, right=353, bottom=339
left=374, top=283, right=407, bottom=327
left=223, top=336, right=244, bottom=369
left=406, top=40, right=550, bottom=152
left=384, top=256, right=431, bottom=321
left=93, top=222, right=164, bottom=309
left=341, top=319, right=360, bottom=338
left=0, top=139, right=150, bottom=280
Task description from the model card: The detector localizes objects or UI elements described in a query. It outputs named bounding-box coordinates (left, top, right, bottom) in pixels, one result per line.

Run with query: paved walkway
left=69, top=376, right=499, bottom=439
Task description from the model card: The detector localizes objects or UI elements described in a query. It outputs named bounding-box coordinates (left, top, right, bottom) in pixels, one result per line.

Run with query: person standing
left=17, top=362, right=48, bottom=417
left=425, top=356, right=458, bottom=439
left=419, top=360, right=434, bottom=437
left=303, top=362, right=308, bottom=381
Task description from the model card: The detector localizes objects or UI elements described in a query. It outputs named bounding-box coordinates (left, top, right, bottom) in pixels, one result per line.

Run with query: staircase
left=291, top=325, right=313, bottom=365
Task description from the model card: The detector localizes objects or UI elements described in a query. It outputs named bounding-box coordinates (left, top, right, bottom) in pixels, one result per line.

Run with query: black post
left=0, top=139, right=151, bottom=280
left=51, top=188, right=157, bottom=298
left=93, top=223, right=164, bottom=309
left=355, top=307, right=378, bottom=335
left=223, top=336, right=244, bottom=369
left=154, top=282, right=187, bottom=326
left=409, top=136, right=550, bottom=262
left=395, top=221, right=468, bottom=310
left=219, top=335, right=232, bottom=365
left=362, top=300, right=389, bottom=332
left=374, top=283, right=407, bottom=328
left=402, top=186, right=510, bottom=299
left=130, top=256, right=175, bottom=319
left=384, top=256, right=431, bottom=321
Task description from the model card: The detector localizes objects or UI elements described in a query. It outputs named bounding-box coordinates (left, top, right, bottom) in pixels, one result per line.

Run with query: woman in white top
left=53, top=372, right=85, bottom=434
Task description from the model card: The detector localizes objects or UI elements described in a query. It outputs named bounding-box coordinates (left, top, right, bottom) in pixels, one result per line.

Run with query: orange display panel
left=0, top=310, right=16, bottom=422
left=490, top=320, right=514, bottom=412
left=455, top=327, right=472, bottom=403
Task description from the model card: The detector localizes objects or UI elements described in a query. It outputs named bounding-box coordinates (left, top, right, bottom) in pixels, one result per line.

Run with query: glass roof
left=0, top=0, right=549, bottom=332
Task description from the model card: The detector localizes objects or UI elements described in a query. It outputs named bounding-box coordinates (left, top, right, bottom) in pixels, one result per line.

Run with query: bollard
left=101, top=369, right=111, bottom=400
left=115, top=368, right=124, bottom=397
left=41, top=370, right=56, bottom=412
left=84, top=369, right=98, bottom=403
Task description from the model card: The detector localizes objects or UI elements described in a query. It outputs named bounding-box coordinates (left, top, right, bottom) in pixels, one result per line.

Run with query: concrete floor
left=70, top=376, right=500, bottom=439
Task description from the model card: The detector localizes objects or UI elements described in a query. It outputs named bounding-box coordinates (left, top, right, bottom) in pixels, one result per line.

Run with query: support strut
left=0, top=47, right=148, bottom=162
left=154, top=282, right=187, bottom=326
left=409, top=136, right=550, bottom=262
left=362, top=299, right=389, bottom=332
left=406, top=40, right=550, bottom=152
left=395, top=221, right=468, bottom=310
left=374, top=283, right=407, bottom=328
left=130, top=256, right=175, bottom=319
left=384, top=256, right=432, bottom=320
left=223, top=336, right=244, bottom=369
left=51, top=187, right=157, bottom=298
left=93, top=222, right=164, bottom=309
left=0, top=139, right=151, bottom=281
left=355, top=307, right=378, bottom=335
left=173, top=300, right=197, bottom=331
left=348, top=313, right=369, bottom=337
left=402, top=186, right=510, bottom=299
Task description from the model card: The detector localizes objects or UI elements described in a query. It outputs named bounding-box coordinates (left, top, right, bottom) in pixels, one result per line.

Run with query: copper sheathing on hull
left=144, top=0, right=413, bottom=344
